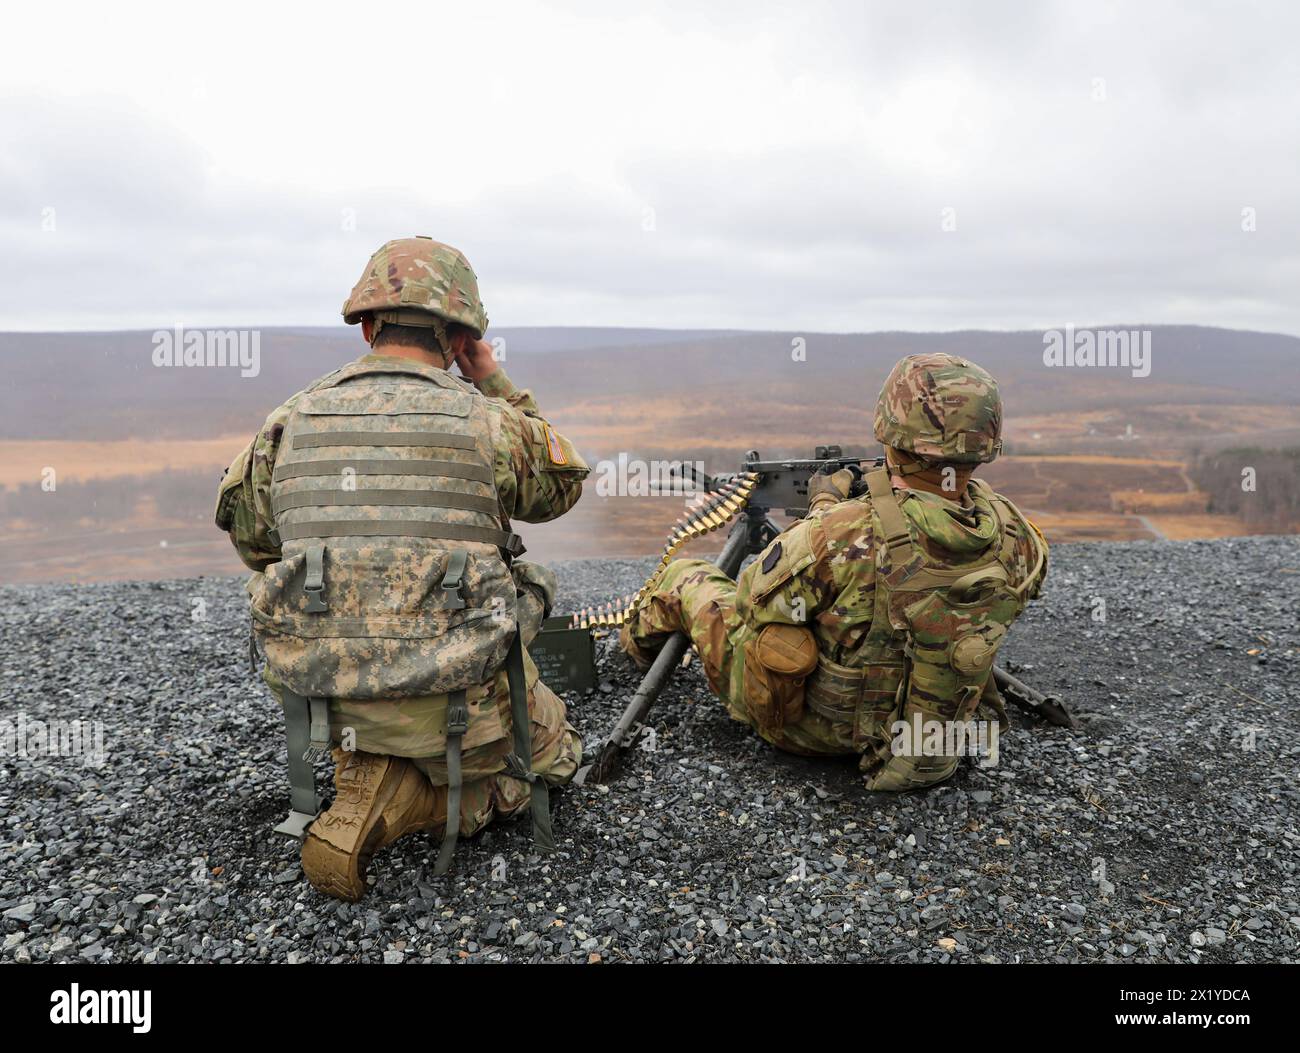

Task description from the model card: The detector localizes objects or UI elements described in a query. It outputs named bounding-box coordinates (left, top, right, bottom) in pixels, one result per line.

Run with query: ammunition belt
left=572, top=472, right=760, bottom=631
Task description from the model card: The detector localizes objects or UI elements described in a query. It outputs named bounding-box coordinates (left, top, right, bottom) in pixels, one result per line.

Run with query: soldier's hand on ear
left=454, top=337, right=500, bottom=382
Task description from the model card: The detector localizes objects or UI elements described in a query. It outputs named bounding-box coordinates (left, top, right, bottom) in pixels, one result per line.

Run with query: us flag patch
left=543, top=423, right=567, bottom=465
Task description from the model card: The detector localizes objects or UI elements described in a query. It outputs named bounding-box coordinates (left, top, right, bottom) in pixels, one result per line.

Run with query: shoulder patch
left=543, top=423, right=567, bottom=465
left=761, top=542, right=783, bottom=573
left=748, top=524, right=817, bottom=603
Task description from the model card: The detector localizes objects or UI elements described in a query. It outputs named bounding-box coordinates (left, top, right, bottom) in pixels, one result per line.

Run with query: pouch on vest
left=742, top=623, right=818, bottom=733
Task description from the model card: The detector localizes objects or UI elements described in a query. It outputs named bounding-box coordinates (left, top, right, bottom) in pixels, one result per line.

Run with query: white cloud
left=2, top=0, right=1298, bottom=333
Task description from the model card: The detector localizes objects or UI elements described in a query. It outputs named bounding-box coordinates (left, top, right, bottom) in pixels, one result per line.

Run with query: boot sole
left=301, top=759, right=407, bottom=901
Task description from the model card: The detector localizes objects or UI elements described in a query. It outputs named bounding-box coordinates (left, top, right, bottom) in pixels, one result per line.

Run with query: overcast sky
left=2, top=1, right=1297, bottom=334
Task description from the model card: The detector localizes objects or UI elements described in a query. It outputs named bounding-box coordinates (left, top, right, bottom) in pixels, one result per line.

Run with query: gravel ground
left=2, top=536, right=1298, bottom=964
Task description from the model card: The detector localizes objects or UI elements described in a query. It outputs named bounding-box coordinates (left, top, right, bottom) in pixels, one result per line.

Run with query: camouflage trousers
left=405, top=680, right=580, bottom=840
left=621, top=559, right=858, bottom=758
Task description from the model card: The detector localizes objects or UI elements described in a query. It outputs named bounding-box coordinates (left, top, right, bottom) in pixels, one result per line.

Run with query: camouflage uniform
left=622, top=353, right=1049, bottom=789
left=216, top=238, right=590, bottom=895
left=218, top=362, right=589, bottom=836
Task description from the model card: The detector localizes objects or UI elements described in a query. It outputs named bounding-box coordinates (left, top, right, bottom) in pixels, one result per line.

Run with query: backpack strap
left=440, top=550, right=469, bottom=610
left=303, top=543, right=328, bottom=613
left=432, top=690, right=469, bottom=876
left=866, top=465, right=941, bottom=587
left=502, top=633, right=555, bottom=853
left=272, top=688, right=327, bottom=840
left=864, top=466, right=913, bottom=566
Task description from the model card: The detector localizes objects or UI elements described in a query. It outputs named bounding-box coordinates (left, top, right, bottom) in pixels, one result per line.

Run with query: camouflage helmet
left=873, top=353, right=1002, bottom=464
left=342, top=236, right=488, bottom=339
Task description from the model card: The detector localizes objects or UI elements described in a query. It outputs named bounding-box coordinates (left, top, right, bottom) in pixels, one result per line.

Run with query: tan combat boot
left=301, top=749, right=440, bottom=901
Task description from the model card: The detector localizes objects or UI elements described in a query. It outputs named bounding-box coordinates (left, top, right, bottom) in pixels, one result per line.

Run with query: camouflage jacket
left=215, top=356, right=589, bottom=759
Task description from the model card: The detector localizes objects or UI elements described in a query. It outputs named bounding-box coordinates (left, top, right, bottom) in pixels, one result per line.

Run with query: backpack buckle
left=303, top=543, right=329, bottom=613
left=446, top=696, right=469, bottom=737
left=441, top=550, right=468, bottom=610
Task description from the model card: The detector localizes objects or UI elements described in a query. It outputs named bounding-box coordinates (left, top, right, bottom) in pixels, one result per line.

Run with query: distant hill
left=0, top=326, right=738, bottom=441
left=2, top=324, right=1298, bottom=443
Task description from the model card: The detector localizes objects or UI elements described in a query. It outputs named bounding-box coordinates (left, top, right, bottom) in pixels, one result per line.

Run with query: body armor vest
left=250, top=357, right=521, bottom=701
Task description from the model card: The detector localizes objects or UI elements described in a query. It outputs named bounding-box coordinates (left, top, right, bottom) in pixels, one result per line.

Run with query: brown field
left=1013, top=511, right=1156, bottom=542
left=1143, top=514, right=1253, bottom=540
left=977, top=455, right=1190, bottom=513
left=0, top=409, right=1294, bottom=584
left=1006, top=403, right=1300, bottom=454
left=1110, top=490, right=1208, bottom=513
left=0, top=525, right=241, bottom=584
left=0, top=436, right=245, bottom=489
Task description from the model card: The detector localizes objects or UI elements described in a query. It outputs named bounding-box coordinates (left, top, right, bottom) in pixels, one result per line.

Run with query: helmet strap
left=886, top=447, right=974, bottom=496
left=884, top=447, right=935, bottom=477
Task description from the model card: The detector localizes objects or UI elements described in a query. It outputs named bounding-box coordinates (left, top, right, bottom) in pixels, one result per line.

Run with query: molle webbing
left=271, top=364, right=514, bottom=554
left=805, top=654, right=867, bottom=716
left=273, top=459, right=494, bottom=484
left=271, top=489, right=499, bottom=516
left=292, top=431, right=476, bottom=450
left=276, top=519, right=523, bottom=554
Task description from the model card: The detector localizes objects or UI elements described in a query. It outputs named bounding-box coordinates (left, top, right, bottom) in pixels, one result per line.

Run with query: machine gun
left=571, top=445, right=1077, bottom=784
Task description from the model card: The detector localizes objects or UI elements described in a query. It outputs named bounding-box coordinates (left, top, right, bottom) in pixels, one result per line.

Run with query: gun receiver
left=686, top=445, right=880, bottom=518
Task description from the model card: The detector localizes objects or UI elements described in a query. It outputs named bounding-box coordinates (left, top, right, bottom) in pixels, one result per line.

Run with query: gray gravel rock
left=1, top=536, right=1297, bottom=963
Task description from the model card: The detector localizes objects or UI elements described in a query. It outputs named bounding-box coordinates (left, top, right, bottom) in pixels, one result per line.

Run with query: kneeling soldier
left=216, top=237, right=589, bottom=899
